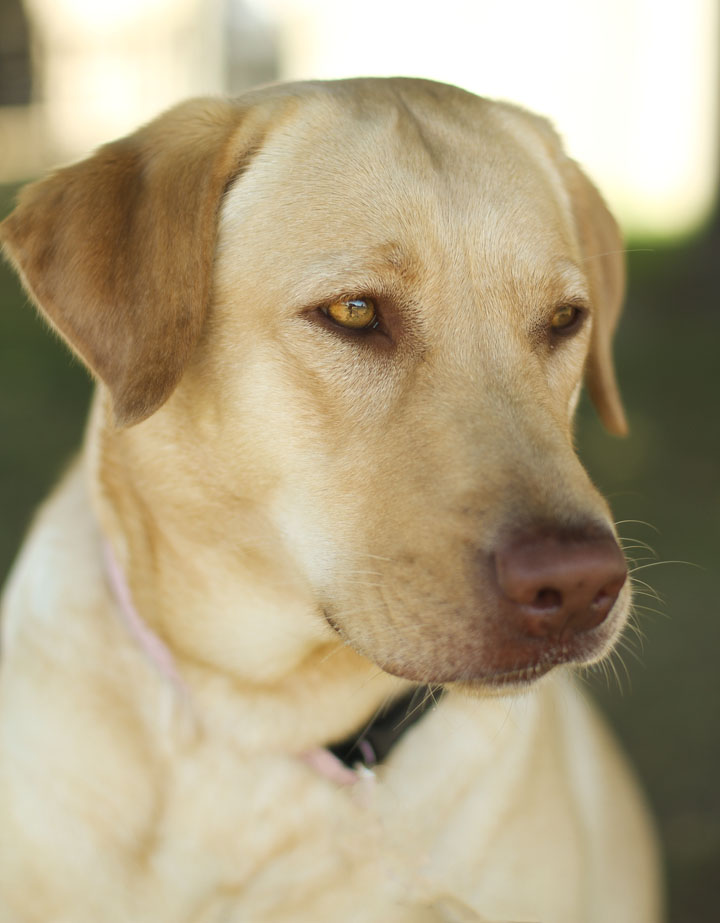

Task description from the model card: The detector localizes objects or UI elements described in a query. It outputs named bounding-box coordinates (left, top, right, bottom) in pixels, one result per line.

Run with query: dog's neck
left=87, top=397, right=405, bottom=754
left=102, top=536, right=184, bottom=688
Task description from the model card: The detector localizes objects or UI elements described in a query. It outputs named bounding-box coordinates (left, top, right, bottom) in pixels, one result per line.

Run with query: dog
left=0, top=78, right=661, bottom=922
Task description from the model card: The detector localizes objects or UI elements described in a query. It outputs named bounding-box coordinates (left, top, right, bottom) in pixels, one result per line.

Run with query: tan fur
left=0, top=78, right=660, bottom=922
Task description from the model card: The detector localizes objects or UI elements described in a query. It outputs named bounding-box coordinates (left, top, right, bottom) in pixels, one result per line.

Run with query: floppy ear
left=0, top=98, right=267, bottom=426
left=563, top=160, right=628, bottom=436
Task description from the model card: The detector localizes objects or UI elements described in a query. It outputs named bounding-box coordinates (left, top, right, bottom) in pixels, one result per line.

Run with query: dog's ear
left=491, top=103, right=628, bottom=436
left=564, top=160, right=628, bottom=436
left=0, top=99, right=267, bottom=426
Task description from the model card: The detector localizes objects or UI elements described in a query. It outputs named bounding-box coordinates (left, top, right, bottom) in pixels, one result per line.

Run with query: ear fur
left=464, top=98, right=628, bottom=436
left=0, top=98, right=270, bottom=426
left=563, top=159, right=629, bottom=436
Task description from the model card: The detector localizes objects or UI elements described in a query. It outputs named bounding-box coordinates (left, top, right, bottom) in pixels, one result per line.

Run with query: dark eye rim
left=320, top=297, right=380, bottom=331
left=549, top=303, right=587, bottom=338
left=310, top=294, right=390, bottom=341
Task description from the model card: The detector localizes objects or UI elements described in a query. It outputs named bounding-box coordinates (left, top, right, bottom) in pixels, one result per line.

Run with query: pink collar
left=102, top=539, right=184, bottom=688
left=300, top=747, right=372, bottom=786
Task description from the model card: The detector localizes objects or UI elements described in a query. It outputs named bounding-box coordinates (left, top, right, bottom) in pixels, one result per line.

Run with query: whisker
left=629, top=577, right=665, bottom=602
left=630, top=603, right=669, bottom=620
left=584, top=657, right=612, bottom=692
left=630, top=590, right=665, bottom=608
left=624, top=555, right=656, bottom=568
left=621, top=548, right=657, bottom=561
left=624, top=613, right=647, bottom=635
left=397, top=683, right=444, bottom=729
left=618, top=535, right=657, bottom=550
left=629, top=559, right=700, bottom=574
left=580, top=249, right=655, bottom=268
left=615, top=519, right=661, bottom=533
left=607, top=649, right=630, bottom=693
left=623, top=621, right=647, bottom=651
left=358, top=552, right=394, bottom=564
left=615, top=636, right=643, bottom=666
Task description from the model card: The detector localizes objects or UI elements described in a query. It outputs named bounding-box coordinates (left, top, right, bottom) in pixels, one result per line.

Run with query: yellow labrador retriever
left=0, top=78, right=661, bottom=922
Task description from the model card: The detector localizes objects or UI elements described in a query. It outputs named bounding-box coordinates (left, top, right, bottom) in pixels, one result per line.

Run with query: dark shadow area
left=0, top=0, right=32, bottom=106
left=1, top=179, right=718, bottom=921
left=0, top=186, right=92, bottom=574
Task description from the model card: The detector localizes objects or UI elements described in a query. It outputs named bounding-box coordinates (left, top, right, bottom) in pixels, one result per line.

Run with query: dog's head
left=1, top=78, right=631, bottom=690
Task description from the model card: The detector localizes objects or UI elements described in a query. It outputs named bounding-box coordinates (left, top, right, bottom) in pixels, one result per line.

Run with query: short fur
left=0, top=78, right=659, bottom=922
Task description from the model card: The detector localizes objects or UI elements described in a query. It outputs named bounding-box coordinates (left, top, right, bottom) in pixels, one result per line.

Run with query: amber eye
left=323, top=298, right=377, bottom=330
left=550, top=304, right=581, bottom=331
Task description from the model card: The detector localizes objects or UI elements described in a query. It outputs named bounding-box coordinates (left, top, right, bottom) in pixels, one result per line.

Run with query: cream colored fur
left=0, top=78, right=661, bottom=922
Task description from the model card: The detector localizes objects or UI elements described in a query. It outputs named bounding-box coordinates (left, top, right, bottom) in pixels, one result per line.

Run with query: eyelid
left=321, top=298, right=378, bottom=330
left=303, top=287, right=416, bottom=351
left=549, top=303, right=588, bottom=334
left=316, top=291, right=386, bottom=325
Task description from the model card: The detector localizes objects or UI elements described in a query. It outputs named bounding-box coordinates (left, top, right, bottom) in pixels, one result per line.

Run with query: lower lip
left=425, top=660, right=562, bottom=692
left=478, top=627, right=616, bottom=688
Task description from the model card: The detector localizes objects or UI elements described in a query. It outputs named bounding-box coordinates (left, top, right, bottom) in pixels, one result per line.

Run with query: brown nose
left=494, top=532, right=627, bottom=642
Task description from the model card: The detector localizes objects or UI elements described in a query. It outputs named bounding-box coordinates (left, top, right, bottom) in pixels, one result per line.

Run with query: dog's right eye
left=321, top=298, right=378, bottom=330
left=550, top=304, right=580, bottom=331
left=550, top=304, right=583, bottom=333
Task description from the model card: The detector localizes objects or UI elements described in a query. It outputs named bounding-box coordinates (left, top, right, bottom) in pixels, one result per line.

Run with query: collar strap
left=328, top=686, right=439, bottom=769
left=102, top=539, right=184, bottom=688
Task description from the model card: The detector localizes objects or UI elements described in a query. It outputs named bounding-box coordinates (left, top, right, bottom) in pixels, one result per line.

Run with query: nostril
left=592, top=591, right=612, bottom=611
left=591, top=577, right=625, bottom=614
left=493, top=528, right=627, bottom=642
left=593, top=588, right=612, bottom=606
left=534, top=588, right=562, bottom=611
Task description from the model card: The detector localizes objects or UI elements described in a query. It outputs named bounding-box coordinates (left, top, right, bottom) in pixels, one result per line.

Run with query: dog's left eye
left=550, top=304, right=582, bottom=332
left=321, top=298, right=378, bottom=330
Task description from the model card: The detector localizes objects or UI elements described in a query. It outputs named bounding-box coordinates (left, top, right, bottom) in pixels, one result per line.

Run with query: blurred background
left=0, top=0, right=718, bottom=919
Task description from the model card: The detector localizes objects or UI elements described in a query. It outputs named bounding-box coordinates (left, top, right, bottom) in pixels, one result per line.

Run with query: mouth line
left=445, top=629, right=619, bottom=687
left=321, top=603, right=623, bottom=688
left=478, top=661, right=557, bottom=688
left=481, top=627, right=616, bottom=684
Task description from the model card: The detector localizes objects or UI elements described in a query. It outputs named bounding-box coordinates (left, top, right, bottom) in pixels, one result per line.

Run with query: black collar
left=329, top=686, right=440, bottom=769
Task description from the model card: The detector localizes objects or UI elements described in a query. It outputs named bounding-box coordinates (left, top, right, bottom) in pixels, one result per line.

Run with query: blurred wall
left=0, top=0, right=278, bottom=178
left=0, top=0, right=717, bottom=237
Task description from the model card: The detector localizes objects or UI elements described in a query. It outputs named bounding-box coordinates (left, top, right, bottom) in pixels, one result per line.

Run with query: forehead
left=218, top=82, right=585, bottom=306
